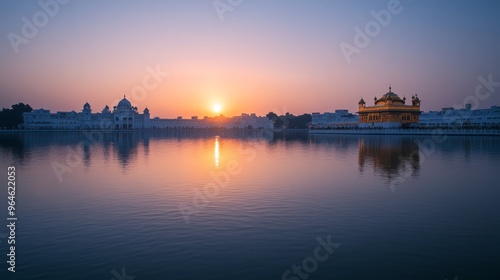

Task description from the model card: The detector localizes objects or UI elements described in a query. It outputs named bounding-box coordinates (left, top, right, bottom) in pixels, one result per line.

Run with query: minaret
left=82, top=102, right=91, bottom=121
left=358, top=97, right=366, bottom=109
left=143, top=107, right=150, bottom=129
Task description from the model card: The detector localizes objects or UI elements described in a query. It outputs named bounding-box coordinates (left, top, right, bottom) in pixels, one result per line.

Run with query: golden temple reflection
left=214, top=136, right=220, bottom=168
left=358, top=136, right=420, bottom=183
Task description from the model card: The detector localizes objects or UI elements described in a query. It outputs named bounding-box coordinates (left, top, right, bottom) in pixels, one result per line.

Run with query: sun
left=212, top=103, right=222, bottom=113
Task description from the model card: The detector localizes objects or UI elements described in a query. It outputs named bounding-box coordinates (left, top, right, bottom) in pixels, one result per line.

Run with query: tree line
left=266, top=112, right=312, bottom=129
left=0, top=103, right=33, bottom=129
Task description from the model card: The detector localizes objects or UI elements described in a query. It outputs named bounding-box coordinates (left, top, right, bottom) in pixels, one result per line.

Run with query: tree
left=266, top=112, right=284, bottom=129
left=0, top=103, right=33, bottom=129
left=266, top=112, right=311, bottom=129
left=288, top=113, right=312, bottom=129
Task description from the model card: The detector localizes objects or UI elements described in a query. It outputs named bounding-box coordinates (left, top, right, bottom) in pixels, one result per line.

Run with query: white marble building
left=23, top=96, right=273, bottom=130
left=418, top=104, right=500, bottom=128
left=311, top=105, right=500, bottom=129
left=311, top=109, right=359, bottom=128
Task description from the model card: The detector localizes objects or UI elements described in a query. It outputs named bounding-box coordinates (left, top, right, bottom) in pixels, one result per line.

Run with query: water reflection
left=306, top=134, right=500, bottom=185
left=0, top=130, right=274, bottom=167
left=358, top=136, right=420, bottom=182
left=214, top=136, right=220, bottom=168
left=111, top=132, right=145, bottom=166
left=1, top=131, right=500, bottom=280
left=2, top=131, right=500, bottom=185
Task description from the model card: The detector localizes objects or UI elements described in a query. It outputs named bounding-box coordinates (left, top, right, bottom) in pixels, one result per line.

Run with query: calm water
left=0, top=131, right=499, bottom=280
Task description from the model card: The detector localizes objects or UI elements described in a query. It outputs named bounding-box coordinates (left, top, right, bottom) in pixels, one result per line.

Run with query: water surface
left=0, top=131, right=499, bottom=279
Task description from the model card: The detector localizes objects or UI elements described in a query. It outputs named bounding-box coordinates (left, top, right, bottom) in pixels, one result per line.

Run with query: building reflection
left=111, top=132, right=142, bottom=167
left=358, top=136, right=420, bottom=183
left=82, top=142, right=91, bottom=168
left=0, top=130, right=275, bottom=168
left=3, top=131, right=500, bottom=179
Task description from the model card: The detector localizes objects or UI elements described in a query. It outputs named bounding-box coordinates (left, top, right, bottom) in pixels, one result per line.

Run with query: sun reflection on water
left=214, top=136, right=220, bottom=168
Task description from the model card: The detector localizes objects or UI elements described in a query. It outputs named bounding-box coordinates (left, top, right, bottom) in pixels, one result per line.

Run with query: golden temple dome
left=375, top=86, right=405, bottom=105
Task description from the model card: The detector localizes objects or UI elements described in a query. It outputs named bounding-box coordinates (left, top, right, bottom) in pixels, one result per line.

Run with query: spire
left=389, top=84, right=392, bottom=93
left=358, top=97, right=365, bottom=103
left=123, top=94, right=126, bottom=99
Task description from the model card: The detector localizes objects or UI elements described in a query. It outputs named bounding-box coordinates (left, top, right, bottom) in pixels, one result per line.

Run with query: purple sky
left=1, top=0, right=500, bottom=117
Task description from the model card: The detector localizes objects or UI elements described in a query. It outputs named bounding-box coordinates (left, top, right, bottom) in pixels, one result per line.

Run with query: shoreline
left=0, top=128, right=283, bottom=133
left=308, top=128, right=500, bottom=136
left=2, top=128, right=500, bottom=136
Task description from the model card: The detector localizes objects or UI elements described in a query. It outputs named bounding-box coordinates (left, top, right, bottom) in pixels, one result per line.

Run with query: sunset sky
left=1, top=0, right=500, bottom=118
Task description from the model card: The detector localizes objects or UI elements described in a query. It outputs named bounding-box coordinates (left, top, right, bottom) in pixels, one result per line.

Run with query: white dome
left=117, top=97, right=131, bottom=108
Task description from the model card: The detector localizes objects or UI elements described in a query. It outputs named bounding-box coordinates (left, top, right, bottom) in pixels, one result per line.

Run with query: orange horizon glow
left=1, top=2, right=500, bottom=118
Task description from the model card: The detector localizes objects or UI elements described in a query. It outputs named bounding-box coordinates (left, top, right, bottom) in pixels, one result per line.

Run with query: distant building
left=419, top=104, right=500, bottom=128
left=23, top=96, right=273, bottom=130
left=310, top=86, right=421, bottom=129
left=311, top=109, right=358, bottom=128
left=311, top=86, right=500, bottom=129
left=357, top=86, right=421, bottom=128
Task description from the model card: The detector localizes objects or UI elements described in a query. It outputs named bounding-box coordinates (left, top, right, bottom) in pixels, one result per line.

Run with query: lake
left=0, top=130, right=499, bottom=280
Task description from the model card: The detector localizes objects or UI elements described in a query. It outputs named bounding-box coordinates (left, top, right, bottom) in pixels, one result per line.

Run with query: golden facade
left=357, top=87, right=421, bottom=127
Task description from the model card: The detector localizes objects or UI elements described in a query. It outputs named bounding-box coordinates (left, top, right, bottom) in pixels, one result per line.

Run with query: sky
left=1, top=0, right=500, bottom=118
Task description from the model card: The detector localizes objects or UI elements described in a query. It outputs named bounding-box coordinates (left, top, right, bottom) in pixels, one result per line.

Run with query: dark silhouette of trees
left=0, top=103, right=33, bottom=129
left=288, top=113, right=311, bottom=129
left=266, top=112, right=311, bottom=129
left=266, top=112, right=284, bottom=128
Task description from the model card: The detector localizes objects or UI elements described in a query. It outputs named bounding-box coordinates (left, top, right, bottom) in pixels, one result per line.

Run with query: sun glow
left=212, top=104, right=222, bottom=113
